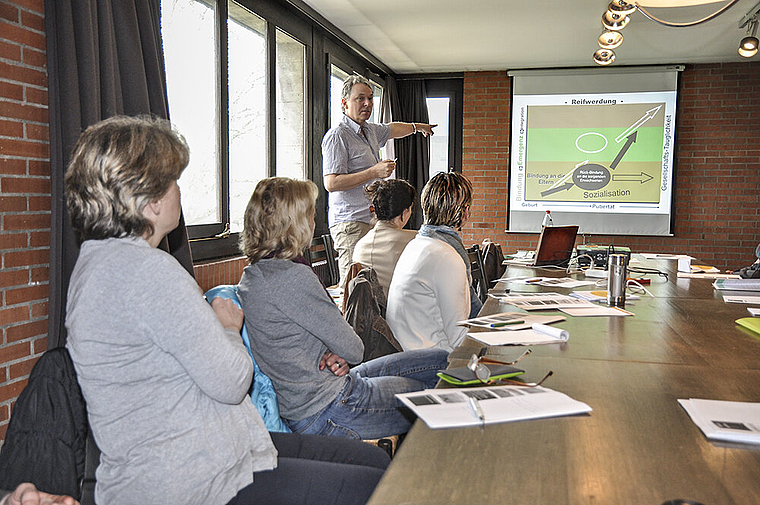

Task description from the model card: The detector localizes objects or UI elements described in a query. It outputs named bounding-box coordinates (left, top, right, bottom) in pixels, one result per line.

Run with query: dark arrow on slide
left=541, top=182, right=574, bottom=197
left=609, top=131, right=637, bottom=170
left=611, top=172, right=653, bottom=184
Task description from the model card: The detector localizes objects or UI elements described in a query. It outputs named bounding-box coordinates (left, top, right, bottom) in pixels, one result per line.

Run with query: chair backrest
left=321, top=234, right=340, bottom=287
left=306, top=236, right=333, bottom=287
left=481, top=241, right=506, bottom=285
left=466, top=244, right=488, bottom=304
left=306, top=235, right=340, bottom=288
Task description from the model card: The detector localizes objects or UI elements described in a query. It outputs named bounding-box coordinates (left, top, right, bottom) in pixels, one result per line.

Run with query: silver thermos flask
left=607, top=254, right=627, bottom=306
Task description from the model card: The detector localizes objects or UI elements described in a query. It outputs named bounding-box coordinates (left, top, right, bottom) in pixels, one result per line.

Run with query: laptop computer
left=533, top=225, right=579, bottom=266
left=506, top=225, right=579, bottom=267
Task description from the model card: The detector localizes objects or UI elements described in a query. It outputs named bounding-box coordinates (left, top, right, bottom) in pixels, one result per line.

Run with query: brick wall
left=0, top=0, right=49, bottom=441
left=460, top=64, right=760, bottom=270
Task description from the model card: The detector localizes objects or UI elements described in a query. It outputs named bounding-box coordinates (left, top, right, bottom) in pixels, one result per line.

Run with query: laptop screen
left=534, top=225, right=579, bottom=266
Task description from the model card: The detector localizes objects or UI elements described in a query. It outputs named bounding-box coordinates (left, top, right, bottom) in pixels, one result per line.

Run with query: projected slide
left=524, top=102, right=663, bottom=203
left=508, top=68, right=679, bottom=235
left=512, top=93, right=674, bottom=217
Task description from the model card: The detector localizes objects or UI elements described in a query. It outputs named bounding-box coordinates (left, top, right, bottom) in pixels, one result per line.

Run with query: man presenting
left=322, top=75, right=436, bottom=286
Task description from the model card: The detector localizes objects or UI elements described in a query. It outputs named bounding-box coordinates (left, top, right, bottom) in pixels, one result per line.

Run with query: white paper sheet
left=396, top=385, right=592, bottom=430
left=641, top=253, right=693, bottom=260
left=724, top=295, right=760, bottom=304
left=559, top=306, right=634, bottom=317
left=535, top=277, right=596, bottom=288
left=468, top=323, right=570, bottom=346
left=678, top=398, right=760, bottom=445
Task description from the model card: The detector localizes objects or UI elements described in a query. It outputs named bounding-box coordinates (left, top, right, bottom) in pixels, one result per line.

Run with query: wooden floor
left=368, top=258, right=760, bottom=505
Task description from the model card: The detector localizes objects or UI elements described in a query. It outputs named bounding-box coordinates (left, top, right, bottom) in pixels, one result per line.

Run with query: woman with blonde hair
left=238, top=177, right=448, bottom=440
left=65, top=116, right=391, bottom=505
left=352, top=179, right=417, bottom=296
left=386, top=171, right=478, bottom=352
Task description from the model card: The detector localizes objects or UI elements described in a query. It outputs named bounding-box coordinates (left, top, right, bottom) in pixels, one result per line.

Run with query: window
left=425, top=78, right=464, bottom=175
left=161, top=0, right=308, bottom=257
left=329, top=64, right=349, bottom=130
left=162, top=0, right=219, bottom=227
left=275, top=29, right=306, bottom=182
left=426, top=96, right=450, bottom=176
left=227, top=7, right=267, bottom=234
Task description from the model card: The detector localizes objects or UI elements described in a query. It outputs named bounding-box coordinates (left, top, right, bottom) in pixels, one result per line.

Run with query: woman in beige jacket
left=353, top=179, right=417, bottom=296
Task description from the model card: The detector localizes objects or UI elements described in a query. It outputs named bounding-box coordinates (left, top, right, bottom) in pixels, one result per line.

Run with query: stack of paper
left=397, top=385, right=592, bottom=430
left=458, top=312, right=565, bottom=331
left=714, top=279, right=760, bottom=291
left=489, top=292, right=596, bottom=311
left=678, top=399, right=760, bottom=445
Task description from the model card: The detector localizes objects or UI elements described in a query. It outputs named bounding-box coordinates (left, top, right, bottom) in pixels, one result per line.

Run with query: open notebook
left=510, top=225, right=578, bottom=267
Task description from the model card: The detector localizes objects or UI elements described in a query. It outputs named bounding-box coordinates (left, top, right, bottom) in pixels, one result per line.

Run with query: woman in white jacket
left=386, top=172, right=475, bottom=352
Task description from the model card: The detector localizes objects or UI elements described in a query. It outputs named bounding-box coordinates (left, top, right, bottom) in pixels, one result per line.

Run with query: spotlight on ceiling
left=739, top=35, right=759, bottom=57
left=593, top=48, right=616, bottom=65
left=598, top=30, right=624, bottom=49
left=609, top=0, right=637, bottom=17
left=738, top=15, right=759, bottom=58
left=602, top=9, right=630, bottom=30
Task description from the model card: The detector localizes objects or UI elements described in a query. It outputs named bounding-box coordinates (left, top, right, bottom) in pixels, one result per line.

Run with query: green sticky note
left=736, top=317, right=760, bottom=335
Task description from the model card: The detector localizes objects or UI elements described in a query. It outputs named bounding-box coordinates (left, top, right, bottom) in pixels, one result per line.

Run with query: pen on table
left=489, top=320, right=524, bottom=328
left=525, top=278, right=542, bottom=284
left=468, top=396, right=486, bottom=427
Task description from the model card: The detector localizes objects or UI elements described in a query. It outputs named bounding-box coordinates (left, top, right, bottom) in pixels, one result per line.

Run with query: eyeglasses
left=467, top=349, right=533, bottom=384
left=494, top=370, right=554, bottom=387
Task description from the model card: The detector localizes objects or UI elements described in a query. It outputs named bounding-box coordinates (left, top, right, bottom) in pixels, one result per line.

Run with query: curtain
left=45, top=0, right=193, bottom=348
left=393, top=79, right=430, bottom=229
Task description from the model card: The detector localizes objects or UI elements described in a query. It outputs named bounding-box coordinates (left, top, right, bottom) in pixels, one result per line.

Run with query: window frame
left=163, top=0, right=392, bottom=260
left=175, top=0, right=313, bottom=260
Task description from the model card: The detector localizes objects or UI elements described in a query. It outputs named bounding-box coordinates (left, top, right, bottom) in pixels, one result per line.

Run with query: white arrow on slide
left=615, top=105, right=662, bottom=143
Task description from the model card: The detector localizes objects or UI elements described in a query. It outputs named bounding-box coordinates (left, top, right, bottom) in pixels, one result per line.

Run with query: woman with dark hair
left=386, top=172, right=479, bottom=352
left=237, top=177, right=448, bottom=440
left=353, top=179, right=417, bottom=296
left=64, top=116, right=391, bottom=505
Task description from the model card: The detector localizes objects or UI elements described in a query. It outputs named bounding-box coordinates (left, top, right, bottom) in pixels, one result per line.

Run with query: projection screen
left=507, top=65, right=683, bottom=235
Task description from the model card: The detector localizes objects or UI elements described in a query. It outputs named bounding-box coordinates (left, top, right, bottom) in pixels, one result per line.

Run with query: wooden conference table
left=367, top=257, right=760, bottom=505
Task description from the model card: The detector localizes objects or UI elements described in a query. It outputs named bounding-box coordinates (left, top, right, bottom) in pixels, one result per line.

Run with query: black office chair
left=321, top=234, right=340, bottom=287
left=306, top=234, right=340, bottom=287
left=466, top=244, right=488, bottom=304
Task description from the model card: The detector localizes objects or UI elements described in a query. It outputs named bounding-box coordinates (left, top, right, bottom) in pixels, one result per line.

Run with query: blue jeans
left=286, top=348, right=449, bottom=439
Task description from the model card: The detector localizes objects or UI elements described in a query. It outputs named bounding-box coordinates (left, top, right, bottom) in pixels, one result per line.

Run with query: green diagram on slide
left=524, top=103, right=664, bottom=203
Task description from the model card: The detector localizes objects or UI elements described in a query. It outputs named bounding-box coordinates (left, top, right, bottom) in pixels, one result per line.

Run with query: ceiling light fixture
left=738, top=20, right=759, bottom=57
left=594, top=48, right=617, bottom=65
left=593, top=0, right=756, bottom=65
left=598, top=30, right=625, bottom=49
left=738, top=5, right=760, bottom=58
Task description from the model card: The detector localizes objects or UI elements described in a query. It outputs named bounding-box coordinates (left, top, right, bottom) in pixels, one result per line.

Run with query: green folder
left=736, top=317, right=760, bottom=335
left=437, top=365, right=524, bottom=386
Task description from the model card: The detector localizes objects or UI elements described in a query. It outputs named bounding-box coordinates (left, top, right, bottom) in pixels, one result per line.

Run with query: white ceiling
left=298, top=0, right=760, bottom=73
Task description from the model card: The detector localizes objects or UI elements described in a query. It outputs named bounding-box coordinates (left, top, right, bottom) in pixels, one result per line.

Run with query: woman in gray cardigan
left=237, top=177, right=449, bottom=440
left=64, top=116, right=390, bottom=505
